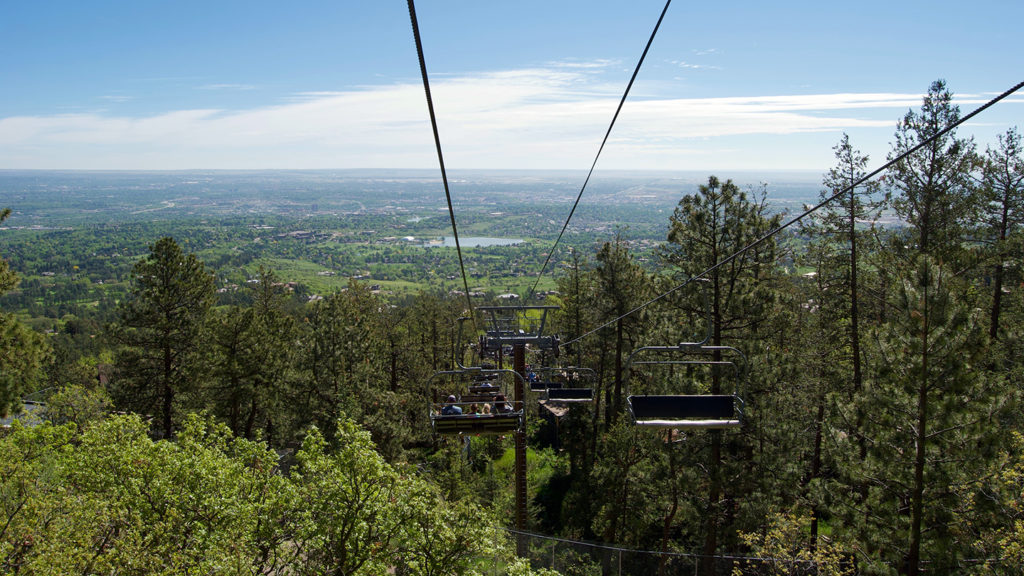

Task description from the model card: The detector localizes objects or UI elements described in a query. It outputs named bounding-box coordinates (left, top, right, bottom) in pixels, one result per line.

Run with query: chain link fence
left=506, top=529, right=843, bottom=576
left=503, top=530, right=1007, bottom=575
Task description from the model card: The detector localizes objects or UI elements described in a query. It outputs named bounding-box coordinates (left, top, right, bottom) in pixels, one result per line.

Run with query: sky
left=1, top=0, right=1021, bottom=173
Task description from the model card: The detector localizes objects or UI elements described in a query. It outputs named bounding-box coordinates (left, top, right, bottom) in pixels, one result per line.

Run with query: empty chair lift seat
left=628, top=394, right=740, bottom=429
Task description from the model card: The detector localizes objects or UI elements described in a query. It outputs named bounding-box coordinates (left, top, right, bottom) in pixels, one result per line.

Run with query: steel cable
left=528, top=0, right=674, bottom=300
left=407, top=0, right=476, bottom=321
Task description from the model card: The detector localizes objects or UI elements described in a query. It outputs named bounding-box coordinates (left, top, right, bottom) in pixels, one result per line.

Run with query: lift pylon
left=473, top=305, right=560, bottom=557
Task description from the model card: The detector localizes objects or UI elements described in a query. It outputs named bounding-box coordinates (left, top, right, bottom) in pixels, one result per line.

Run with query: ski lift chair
left=428, top=369, right=525, bottom=435
left=625, top=346, right=746, bottom=430
left=541, top=367, right=595, bottom=403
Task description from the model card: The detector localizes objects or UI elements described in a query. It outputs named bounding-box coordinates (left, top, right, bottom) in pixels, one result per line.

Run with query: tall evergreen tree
left=110, top=237, right=214, bottom=438
left=553, top=249, right=602, bottom=480
left=887, top=79, right=977, bottom=259
left=202, top=305, right=261, bottom=437
left=817, top=133, right=883, bottom=397
left=798, top=135, right=885, bottom=543
left=593, top=233, right=649, bottom=428
left=977, top=126, right=1024, bottom=339
left=838, top=257, right=1002, bottom=574
left=659, top=176, right=781, bottom=575
left=299, top=281, right=405, bottom=455
left=200, top=268, right=299, bottom=443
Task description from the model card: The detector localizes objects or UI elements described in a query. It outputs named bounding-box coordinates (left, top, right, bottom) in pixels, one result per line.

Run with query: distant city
left=0, top=169, right=826, bottom=228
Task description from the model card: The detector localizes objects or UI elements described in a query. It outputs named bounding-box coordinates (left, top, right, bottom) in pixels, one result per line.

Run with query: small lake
left=424, top=236, right=523, bottom=247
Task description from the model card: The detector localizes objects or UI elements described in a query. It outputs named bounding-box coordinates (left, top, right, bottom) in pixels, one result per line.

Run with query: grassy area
left=249, top=258, right=558, bottom=299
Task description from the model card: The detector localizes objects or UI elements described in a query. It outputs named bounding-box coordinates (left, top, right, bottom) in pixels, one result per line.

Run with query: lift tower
left=477, top=305, right=559, bottom=557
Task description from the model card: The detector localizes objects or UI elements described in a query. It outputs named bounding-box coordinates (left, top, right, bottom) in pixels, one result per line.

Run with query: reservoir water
left=426, top=237, right=523, bottom=247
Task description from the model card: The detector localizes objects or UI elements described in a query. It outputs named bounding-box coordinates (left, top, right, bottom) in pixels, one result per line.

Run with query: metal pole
left=514, top=342, right=528, bottom=557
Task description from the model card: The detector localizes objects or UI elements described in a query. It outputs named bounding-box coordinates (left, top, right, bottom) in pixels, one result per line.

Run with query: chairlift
left=537, top=366, right=595, bottom=403
left=624, top=279, right=745, bottom=429
left=476, top=306, right=560, bottom=353
left=626, top=348, right=745, bottom=429
left=428, top=369, right=525, bottom=435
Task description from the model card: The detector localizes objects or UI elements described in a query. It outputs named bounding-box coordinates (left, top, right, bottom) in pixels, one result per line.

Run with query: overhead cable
left=528, top=0, right=674, bottom=300
left=407, top=0, right=476, bottom=320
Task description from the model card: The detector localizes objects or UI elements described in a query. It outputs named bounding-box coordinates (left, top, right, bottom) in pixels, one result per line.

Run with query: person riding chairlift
left=441, top=395, right=462, bottom=415
left=493, top=394, right=513, bottom=414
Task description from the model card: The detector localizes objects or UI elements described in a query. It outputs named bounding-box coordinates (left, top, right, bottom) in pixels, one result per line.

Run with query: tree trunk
left=162, top=342, right=173, bottom=439
left=245, top=396, right=257, bottom=439
left=849, top=185, right=864, bottom=396
left=990, top=204, right=1009, bottom=340
left=659, top=435, right=679, bottom=576
left=809, top=382, right=826, bottom=548
left=991, top=262, right=1004, bottom=340
left=702, top=432, right=722, bottom=576
left=906, top=292, right=930, bottom=575
left=612, top=318, right=624, bottom=424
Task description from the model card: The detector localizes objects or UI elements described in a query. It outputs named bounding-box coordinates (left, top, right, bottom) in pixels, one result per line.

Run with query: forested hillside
left=2, top=81, right=1023, bottom=575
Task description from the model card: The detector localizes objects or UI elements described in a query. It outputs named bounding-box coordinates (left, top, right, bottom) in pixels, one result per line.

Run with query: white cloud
left=669, top=60, right=721, bottom=71
left=1, top=64, right=1017, bottom=170
left=198, top=83, right=257, bottom=91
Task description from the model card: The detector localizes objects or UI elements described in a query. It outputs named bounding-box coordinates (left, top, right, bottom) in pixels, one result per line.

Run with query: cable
left=407, top=0, right=476, bottom=320
left=528, top=0, right=673, bottom=301
left=562, top=79, right=1024, bottom=348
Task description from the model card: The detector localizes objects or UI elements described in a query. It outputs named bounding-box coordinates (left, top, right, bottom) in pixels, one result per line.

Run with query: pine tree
left=817, top=133, right=883, bottom=397
left=593, top=232, right=649, bottom=428
left=887, top=80, right=977, bottom=260
left=110, top=237, right=214, bottom=438
left=838, top=257, right=1002, bottom=574
left=0, top=208, right=50, bottom=418
left=798, top=135, right=884, bottom=543
left=659, top=176, right=781, bottom=575
left=977, top=127, right=1024, bottom=340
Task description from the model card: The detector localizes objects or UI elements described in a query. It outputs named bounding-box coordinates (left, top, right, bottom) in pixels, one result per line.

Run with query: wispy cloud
left=198, top=83, right=257, bottom=91
left=0, top=63, right=1016, bottom=170
left=669, top=60, right=721, bottom=71
left=548, top=59, right=618, bottom=70
left=99, top=95, right=134, bottom=103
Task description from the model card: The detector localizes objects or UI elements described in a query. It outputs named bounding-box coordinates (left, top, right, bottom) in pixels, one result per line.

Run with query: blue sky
left=1, top=0, right=1020, bottom=172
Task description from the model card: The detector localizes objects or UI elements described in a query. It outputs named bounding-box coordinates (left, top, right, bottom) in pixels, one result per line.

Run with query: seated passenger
left=480, top=403, right=492, bottom=416
left=441, top=395, right=463, bottom=415
left=493, top=394, right=513, bottom=414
